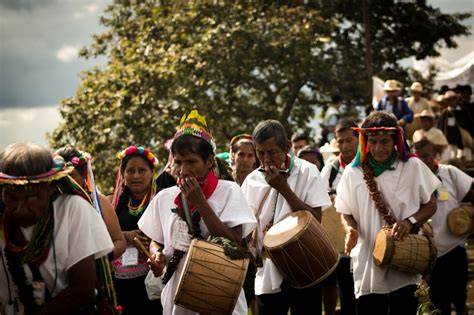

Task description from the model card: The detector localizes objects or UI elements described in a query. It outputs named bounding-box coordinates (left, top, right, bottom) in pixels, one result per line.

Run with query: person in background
left=229, top=134, right=259, bottom=186
left=290, top=132, right=311, bottom=156
left=320, top=119, right=359, bottom=315
left=405, top=82, right=430, bottom=141
left=412, top=110, right=448, bottom=159
left=375, top=80, right=413, bottom=129
left=320, top=95, right=343, bottom=145
left=55, top=146, right=126, bottom=260
left=109, top=146, right=162, bottom=315
left=413, top=139, right=473, bottom=315
left=0, top=143, right=113, bottom=314
left=297, top=145, right=325, bottom=171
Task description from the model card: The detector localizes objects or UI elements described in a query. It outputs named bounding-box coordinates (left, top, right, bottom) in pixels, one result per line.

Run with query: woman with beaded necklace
left=108, top=146, right=162, bottom=315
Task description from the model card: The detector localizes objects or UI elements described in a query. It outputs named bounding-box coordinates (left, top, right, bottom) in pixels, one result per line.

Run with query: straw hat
left=410, top=82, right=423, bottom=93
left=443, top=90, right=457, bottom=100
left=414, top=109, right=435, bottom=119
left=383, top=80, right=401, bottom=92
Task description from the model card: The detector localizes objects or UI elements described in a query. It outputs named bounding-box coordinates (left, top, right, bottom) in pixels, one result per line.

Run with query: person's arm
left=148, top=241, right=166, bottom=277
left=461, top=183, right=474, bottom=203
left=341, top=214, right=358, bottom=256
left=392, top=193, right=437, bottom=241
left=401, top=101, right=414, bottom=124
left=33, top=255, right=96, bottom=315
left=263, top=165, right=321, bottom=221
left=180, top=177, right=242, bottom=244
left=98, top=194, right=126, bottom=259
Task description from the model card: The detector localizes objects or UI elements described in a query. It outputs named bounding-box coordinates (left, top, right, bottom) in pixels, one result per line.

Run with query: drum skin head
left=448, top=206, right=474, bottom=235
left=373, top=228, right=393, bottom=267
left=264, top=210, right=312, bottom=248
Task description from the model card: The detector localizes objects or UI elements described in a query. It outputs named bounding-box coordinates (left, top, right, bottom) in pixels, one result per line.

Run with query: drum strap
left=249, top=188, right=272, bottom=250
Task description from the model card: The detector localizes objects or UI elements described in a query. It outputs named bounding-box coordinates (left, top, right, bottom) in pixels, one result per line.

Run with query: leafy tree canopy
left=49, top=0, right=470, bottom=190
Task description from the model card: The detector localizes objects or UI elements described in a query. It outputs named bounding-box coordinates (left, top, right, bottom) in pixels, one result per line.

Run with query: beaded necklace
left=3, top=200, right=55, bottom=265
left=127, top=191, right=149, bottom=216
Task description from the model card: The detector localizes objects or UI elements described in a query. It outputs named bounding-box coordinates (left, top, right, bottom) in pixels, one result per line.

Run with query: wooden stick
left=133, top=237, right=153, bottom=260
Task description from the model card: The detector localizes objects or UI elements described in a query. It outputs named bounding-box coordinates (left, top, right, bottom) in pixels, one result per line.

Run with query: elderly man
left=241, top=120, right=331, bottom=315
left=335, top=112, right=440, bottom=314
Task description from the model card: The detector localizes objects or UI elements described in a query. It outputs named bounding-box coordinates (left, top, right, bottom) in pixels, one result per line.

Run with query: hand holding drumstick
left=134, top=237, right=167, bottom=278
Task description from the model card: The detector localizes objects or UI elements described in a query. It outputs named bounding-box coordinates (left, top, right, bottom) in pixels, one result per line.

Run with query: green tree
left=50, top=0, right=470, bottom=190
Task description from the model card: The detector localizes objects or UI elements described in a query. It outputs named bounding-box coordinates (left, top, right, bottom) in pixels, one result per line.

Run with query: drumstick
left=133, top=237, right=153, bottom=260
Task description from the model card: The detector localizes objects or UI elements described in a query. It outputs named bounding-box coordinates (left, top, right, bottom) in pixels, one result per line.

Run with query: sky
left=0, top=0, right=472, bottom=148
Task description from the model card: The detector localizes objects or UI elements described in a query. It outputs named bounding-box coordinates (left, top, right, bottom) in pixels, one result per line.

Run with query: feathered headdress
left=352, top=127, right=414, bottom=167
left=173, top=110, right=216, bottom=153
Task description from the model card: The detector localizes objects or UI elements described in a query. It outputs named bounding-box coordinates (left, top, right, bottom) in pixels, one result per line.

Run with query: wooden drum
left=321, top=204, right=345, bottom=253
left=448, top=205, right=474, bottom=236
left=373, top=227, right=437, bottom=275
left=263, top=210, right=339, bottom=288
left=174, top=239, right=249, bottom=315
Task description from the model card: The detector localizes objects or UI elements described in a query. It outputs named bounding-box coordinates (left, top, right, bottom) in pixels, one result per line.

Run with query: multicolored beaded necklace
left=127, top=191, right=149, bottom=216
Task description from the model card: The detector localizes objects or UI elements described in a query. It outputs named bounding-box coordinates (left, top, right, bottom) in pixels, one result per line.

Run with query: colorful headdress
left=352, top=127, right=414, bottom=166
left=0, top=156, right=73, bottom=185
left=117, top=146, right=159, bottom=167
left=173, top=110, right=216, bottom=152
left=112, top=146, right=158, bottom=208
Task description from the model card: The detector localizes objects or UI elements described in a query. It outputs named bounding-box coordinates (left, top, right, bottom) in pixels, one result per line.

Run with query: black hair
left=361, top=112, right=398, bottom=129
left=331, top=94, right=343, bottom=104
left=290, top=132, right=311, bottom=144
left=120, top=153, right=154, bottom=173
left=253, top=120, right=289, bottom=151
left=335, top=119, right=359, bottom=137
left=171, top=135, right=214, bottom=162
left=55, top=146, right=87, bottom=178
left=413, top=138, right=434, bottom=152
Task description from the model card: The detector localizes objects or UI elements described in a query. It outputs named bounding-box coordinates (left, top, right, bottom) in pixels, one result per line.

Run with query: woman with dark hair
left=55, top=146, right=125, bottom=260
left=0, top=143, right=113, bottom=314
left=109, top=146, right=162, bottom=315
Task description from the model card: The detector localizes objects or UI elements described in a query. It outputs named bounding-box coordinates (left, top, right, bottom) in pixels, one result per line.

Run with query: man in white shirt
left=412, top=109, right=448, bottom=158
left=138, top=110, right=256, bottom=315
left=320, top=119, right=359, bottom=315
left=414, top=139, right=473, bottom=315
left=335, top=112, right=440, bottom=314
left=241, top=120, right=332, bottom=315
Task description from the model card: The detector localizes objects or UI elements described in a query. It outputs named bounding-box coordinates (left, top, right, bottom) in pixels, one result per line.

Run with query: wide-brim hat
left=444, top=90, right=457, bottom=100
left=414, top=109, right=436, bottom=119
left=383, top=80, right=401, bottom=92
left=410, top=82, right=423, bottom=93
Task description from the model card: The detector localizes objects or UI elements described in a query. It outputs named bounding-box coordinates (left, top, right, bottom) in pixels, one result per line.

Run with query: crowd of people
left=0, top=80, right=473, bottom=315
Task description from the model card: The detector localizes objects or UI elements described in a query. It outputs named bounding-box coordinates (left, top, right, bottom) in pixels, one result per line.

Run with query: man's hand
left=264, top=165, right=289, bottom=192
left=392, top=220, right=412, bottom=241
left=344, top=227, right=358, bottom=256
left=124, top=230, right=150, bottom=248
left=148, top=251, right=167, bottom=277
left=180, top=176, right=207, bottom=207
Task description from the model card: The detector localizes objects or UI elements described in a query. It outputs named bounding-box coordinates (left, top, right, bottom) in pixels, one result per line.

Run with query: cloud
left=56, top=45, right=80, bottom=63
left=0, top=106, right=61, bottom=149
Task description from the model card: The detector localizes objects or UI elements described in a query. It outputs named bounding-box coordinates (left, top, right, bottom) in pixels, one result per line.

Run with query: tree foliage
left=49, top=0, right=470, bottom=190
